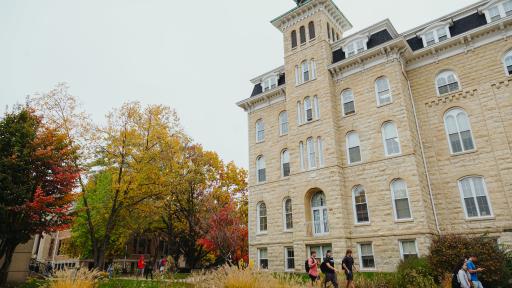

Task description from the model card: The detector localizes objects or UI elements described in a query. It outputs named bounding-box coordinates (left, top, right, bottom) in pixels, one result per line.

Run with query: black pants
left=324, top=272, right=338, bottom=288
left=145, top=268, right=153, bottom=279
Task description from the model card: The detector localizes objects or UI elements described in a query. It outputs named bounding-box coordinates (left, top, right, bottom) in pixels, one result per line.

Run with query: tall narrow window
left=291, top=30, right=297, bottom=48
left=353, top=185, right=369, bottom=223
left=307, top=137, right=316, bottom=169
left=327, top=23, right=331, bottom=40
left=256, top=156, right=266, bottom=183
left=359, top=243, right=375, bottom=269
left=399, top=240, right=418, bottom=260
left=258, top=248, right=268, bottom=269
left=311, top=192, right=329, bottom=235
left=256, top=119, right=264, bottom=143
left=297, top=101, right=303, bottom=125
left=444, top=108, right=475, bottom=154
left=284, top=198, right=293, bottom=230
left=331, top=28, right=335, bottom=41
left=285, top=247, right=295, bottom=270
left=308, top=21, right=316, bottom=39
left=302, top=61, right=310, bottom=82
left=375, top=77, right=391, bottom=105
left=295, top=65, right=300, bottom=84
left=304, top=97, right=313, bottom=122
left=459, top=176, right=492, bottom=218
left=503, top=50, right=512, bottom=75
left=313, top=96, right=320, bottom=119
left=346, top=132, right=361, bottom=164
left=299, top=26, right=306, bottom=44
left=391, top=179, right=412, bottom=220
left=317, top=137, right=324, bottom=167
left=382, top=122, right=401, bottom=156
left=257, top=202, right=267, bottom=233
left=299, top=141, right=305, bottom=170
left=279, top=111, right=289, bottom=136
left=342, top=89, right=355, bottom=116
left=310, top=60, right=317, bottom=80
left=436, top=71, right=460, bottom=95
left=281, top=149, right=290, bottom=177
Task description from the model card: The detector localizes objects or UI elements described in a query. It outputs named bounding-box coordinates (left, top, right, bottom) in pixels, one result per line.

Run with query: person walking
left=159, top=256, right=167, bottom=273
left=107, top=261, right=114, bottom=279
left=306, top=251, right=320, bottom=287
left=342, top=249, right=357, bottom=288
left=136, top=255, right=145, bottom=280
left=467, top=255, right=485, bottom=288
left=145, top=257, right=154, bottom=280
left=322, top=250, right=338, bottom=288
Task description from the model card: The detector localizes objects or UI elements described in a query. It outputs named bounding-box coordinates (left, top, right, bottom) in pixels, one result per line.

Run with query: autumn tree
left=0, top=107, right=78, bottom=285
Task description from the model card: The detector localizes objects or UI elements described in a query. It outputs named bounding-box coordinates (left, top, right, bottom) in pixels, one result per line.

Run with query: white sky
left=0, top=0, right=477, bottom=169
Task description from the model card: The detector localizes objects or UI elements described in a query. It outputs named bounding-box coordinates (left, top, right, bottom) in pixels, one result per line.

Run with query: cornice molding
left=236, top=86, right=286, bottom=113
left=424, top=89, right=478, bottom=108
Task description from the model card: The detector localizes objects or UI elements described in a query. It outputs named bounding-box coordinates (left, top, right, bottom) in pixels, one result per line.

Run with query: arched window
left=375, top=77, right=391, bottom=105
left=307, top=137, right=316, bottom=169
left=317, top=137, right=324, bottom=167
left=299, top=26, right=306, bottom=44
left=436, top=71, right=460, bottom=95
left=342, top=89, right=355, bottom=116
left=346, top=132, right=361, bottom=164
left=257, top=202, right=267, bottom=233
left=295, top=65, right=300, bottom=84
left=279, top=111, right=288, bottom=136
left=311, top=192, right=329, bottom=235
left=503, top=50, right=512, bottom=75
left=352, top=185, right=369, bottom=223
left=283, top=198, right=293, bottom=230
left=304, top=97, right=313, bottom=122
left=327, top=23, right=331, bottom=40
left=308, top=21, right=316, bottom=39
left=302, top=61, right=310, bottom=82
left=291, top=30, right=297, bottom=49
left=256, top=119, right=264, bottom=143
left=391, top=179, right=412, bottom=220
left=382, top=122, right=401, bottom=156
left=297, top=101, right=303, bottom=125
left=313, top=96, right=320, bottom=119
left=281, top=149, right=290, bottom=177
left=458, top=176, right=492, bottom=218
left=444, top=108, right=475, bottom=154
left=310, top=59, right=317, bottom=80
left=299, top=141, right=305, bottom=170
left=256, top=156, right=266, bottom=183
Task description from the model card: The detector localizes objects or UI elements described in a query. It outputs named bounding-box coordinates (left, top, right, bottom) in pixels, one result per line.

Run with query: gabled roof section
left=331, top=19, right=398, bottom=50
left=271, top=0, right=352, bottom=32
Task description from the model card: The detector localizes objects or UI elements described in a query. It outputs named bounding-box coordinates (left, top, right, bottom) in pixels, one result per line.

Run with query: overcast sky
left=0, top=0, right=477, bottom=168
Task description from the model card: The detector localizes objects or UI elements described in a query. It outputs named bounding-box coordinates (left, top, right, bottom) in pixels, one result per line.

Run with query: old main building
left=237, top=0, right=512, bottom=272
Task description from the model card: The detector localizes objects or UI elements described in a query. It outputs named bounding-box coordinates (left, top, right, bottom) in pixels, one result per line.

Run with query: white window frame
left=399, top=240, right=419, bottom=260
left=458, top=176, right=494, bottom=219
left=311, top=192, right=329, bottom=236
left=297, top=101, right=303, bottom=125
left=419, top=23, right=451, bottom=47
left=311, top=59, right=317, bottom=80
left=306, top=244, right=332, bottom=262
left=256, top=155, right=266, bottom=183
left=341, top=89, right=355, bottom=116
left=346, top=131, right=362, bottom=164
left=281, top=149, right=290, bottom=177
left=302, top=61, right=310, bottom=82
left=375, top=77, right=392, bottom=106
left=503, top=50, right=512, bottom=76
left=256, top=202, right=267, bottom=234
left=262, top=75, right=278, bottom=92
left=382, top=122, right=401, bottom=156
left=390, top=179, right=413, bottom=221
left=255, top=119, right=264, bottom=143
left=358, top=243, right=376, bottom=270
left=306, top=137, right=316, bottom=169
left=283, top=198, right=293, bottom=231
left=352, top=185, right=370, bottom=224
left=279, top=111, right=289, bottom=136
left=284, top=247, right=295, bottom=271
left=304, top=97, right=313, bottom=122
left=435, top=70, right=461, bottom=96
left=443, top=108, right=476, bottom=155
left=482, top=1, right=512, bottom=23
left=299, top=141, right=305, bottom=171
left=344, top=36, right=368, bottom=57
left=317, top=137, right=324, bottom=167
left=313, top=96, right=320, bottom=119
left=257, top=248, right=268, bottom=269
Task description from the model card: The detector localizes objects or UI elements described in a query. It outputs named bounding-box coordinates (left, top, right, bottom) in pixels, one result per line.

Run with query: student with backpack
left=305, top=251, right=320, bottom=286
left=452, top=258, right=471, bottom=288
left=321, top=250, right=338, bottom=288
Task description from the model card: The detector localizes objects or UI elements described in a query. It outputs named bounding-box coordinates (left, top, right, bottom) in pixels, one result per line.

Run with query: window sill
left=279, top=133, right=288, bottom=137
left=283, top=229, right=293, bottom=233
left=465, top=216, right=495, bottom=222
left=312, top=233, right=329, bottom=237
left=342, top=112, right=356, bottom=118
left=254, top=181, right=267, bottom=186
left=384, top=153, right=402, bottom=159
left=309, top=37, right=316, bottom=42
left=256, top=140, right=265, bottom=144
left=347, top=161, right=363, bottom=167
left=295, top=77, right=317, bottom=87
left=450, top=149, right=477, bottom=157
left=376, top=101, right=393, bottom=108
left=256, top=232, right=268, bottom=236
left=354, top=222, right=371, bottom=226
left=298, top=118, right=320, bottom=127
left=394, top=218, right=414, bottom=223
left=437, top=89, right=462, bottom=97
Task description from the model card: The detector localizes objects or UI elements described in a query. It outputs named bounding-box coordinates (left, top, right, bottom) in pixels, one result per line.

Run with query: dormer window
left=482, top=0, right=512, bottom=23
left=420, top=24, right=451, bottom=47
left=262, top=76, right=278, bottom=92
left=345, top=37, right=367, bottom=57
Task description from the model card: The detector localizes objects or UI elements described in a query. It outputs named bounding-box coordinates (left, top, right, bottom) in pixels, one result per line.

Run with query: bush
left=395, top=257, right=436, bottom=288
left=47, top=268, right=102, bottom=288
left=428, top=234, right=511, bottom=287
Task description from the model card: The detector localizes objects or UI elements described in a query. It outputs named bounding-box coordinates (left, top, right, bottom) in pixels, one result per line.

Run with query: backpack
left=305, top=259, right=310, bottom=273
left=451, top=273, right=462, bottom=288
left=320, top=261, right=328, bottom=274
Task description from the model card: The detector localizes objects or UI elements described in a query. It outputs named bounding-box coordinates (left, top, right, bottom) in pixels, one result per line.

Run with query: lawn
left=12, top=278, right=194, bottom=288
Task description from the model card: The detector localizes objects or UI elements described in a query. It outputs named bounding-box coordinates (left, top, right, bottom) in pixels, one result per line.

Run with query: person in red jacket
left=136, top=255, right=145, bottom=279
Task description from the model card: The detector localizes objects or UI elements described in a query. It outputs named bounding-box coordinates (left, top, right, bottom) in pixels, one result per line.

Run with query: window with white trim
left=299, top=141, right=305, bottom=170
left=299, top=26, right=306, bottom=44
left=317, top=137, right=324, bottom=167
left=302, top=61, right=310, bottom=82
left=375, top=77, right=391, bottom=105
left=353, top=185, right=369, bottom=223
left=346, top=131, right=361, bottom=164
left=284, top=198, right=293, bottom=230
left=297, top=101, right=303, bottom=125
left=503, top=50, right=512, bottom=75
left=458, top=176, right=492, bottom=218
left=257, top=202, right=267, bottom=233
left=391, top=179, right=412, bottom=220
left=342, top=89, right=355, bottom=116
left=444, top=108, right=475, bottom=154
left=256, top=119, right=264, bottom=143
left=327, top=23, right=331, bottom=41
left=258, top=248, right=268, bottom=269
left=285, top=247, right=295, bottom=270
left=308, top=21, right=316, bottom=40
left=382, top=122, right=401, bottom=156
left=345, top=38, right=367, bottom=57
left=483, top=1, right=512, bottom=23
left=306, top=137, right=316, bottom=169
left=256, top=156, right=266, bottom=183
left=296, top=60, right=316, bottom=85
left=399, top=240, right=418, bottom=260
left=358, top=243, right=375, bottom=269
left=311, top=192, right=329, bottom=235
left=291, top=30, right=297, bottom=49
left=300, top=96, right=319, bottom=124
left=313, top=96, right=320, bottom=119
left=304, top=97, right=313, bottom=122
left=262, top=76, right=278, bottom=92
left=307, top=244, right=332, bottom=262
left=279, top=111, right=288, bottom=136
left=281, top=149, right=290, bottom=177
left=421, top=25, right=451, bottom=47
left=436, top=71, right=460, bottom=95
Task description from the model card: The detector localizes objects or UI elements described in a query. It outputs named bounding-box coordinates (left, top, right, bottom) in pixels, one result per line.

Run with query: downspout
left=397, top=49, right=441, bottom=235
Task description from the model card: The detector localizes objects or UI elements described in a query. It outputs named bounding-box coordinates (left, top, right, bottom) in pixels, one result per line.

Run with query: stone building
left=237, top=0, right=512, bottom=272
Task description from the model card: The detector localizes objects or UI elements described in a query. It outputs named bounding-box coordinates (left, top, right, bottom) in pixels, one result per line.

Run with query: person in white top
left=457, top=260, right=472, bottom=288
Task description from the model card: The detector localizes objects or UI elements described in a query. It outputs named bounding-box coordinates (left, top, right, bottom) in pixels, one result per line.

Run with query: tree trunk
left=0, top=242, right=18, bottom=286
